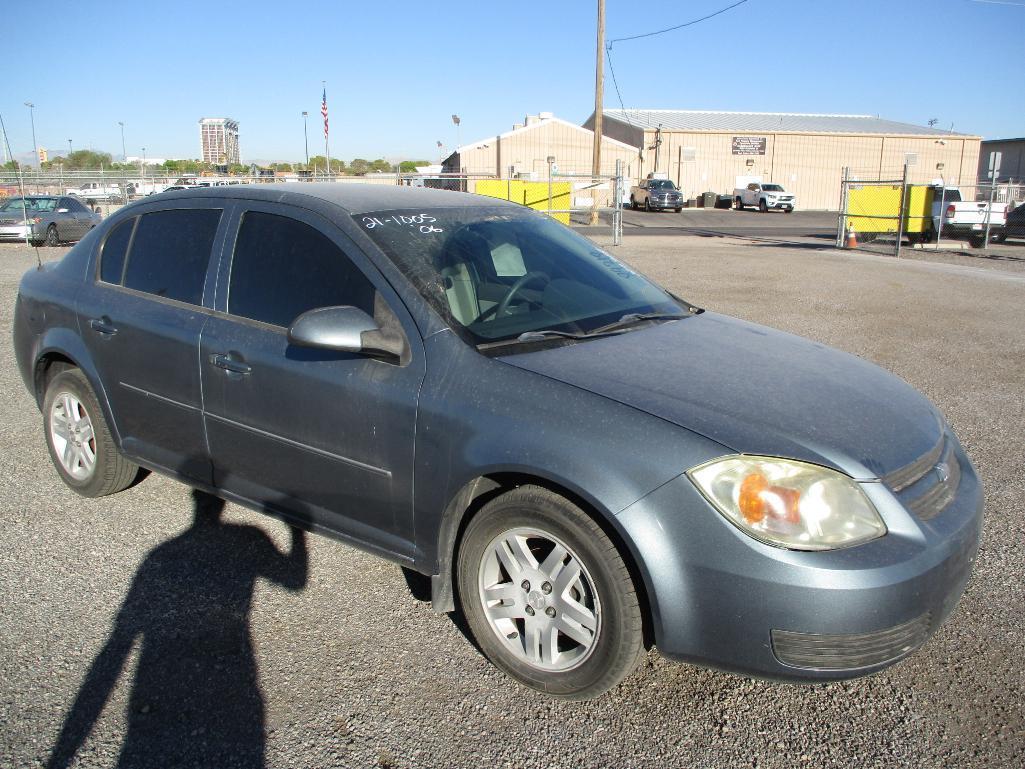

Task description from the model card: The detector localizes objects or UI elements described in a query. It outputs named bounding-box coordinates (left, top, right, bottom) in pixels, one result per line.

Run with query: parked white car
left=733, top=182, right=796, bottom=213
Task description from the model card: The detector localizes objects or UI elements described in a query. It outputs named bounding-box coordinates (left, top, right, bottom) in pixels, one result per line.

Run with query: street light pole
left=302, top=111, right=309, bottom=167
left=24, top=102, right=37, bottom=166
left=118, top=122, right=126, bottom=162
left=67, top=139, right=73, bottom=157
left=141, top=147, right=146, bottom=179
left=589, top=0, right=605, bottom=226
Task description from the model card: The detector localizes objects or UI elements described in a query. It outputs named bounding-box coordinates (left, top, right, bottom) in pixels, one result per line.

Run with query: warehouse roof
left=602, top=110, right=973, bottom=137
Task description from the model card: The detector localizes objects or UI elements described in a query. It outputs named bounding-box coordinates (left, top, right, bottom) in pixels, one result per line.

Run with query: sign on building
left=732, top=137, right=766, bottom=155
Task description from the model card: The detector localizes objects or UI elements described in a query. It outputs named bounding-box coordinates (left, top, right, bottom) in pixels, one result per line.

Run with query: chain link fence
left=1, top=168, right=626, bottom=243
left=837, top=167, right=1023, bottom=257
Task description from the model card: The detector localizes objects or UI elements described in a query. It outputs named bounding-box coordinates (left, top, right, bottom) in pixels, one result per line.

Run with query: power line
left=608, top=0, right=750, bottom=47
left=604, top=46, right=633, bottom=124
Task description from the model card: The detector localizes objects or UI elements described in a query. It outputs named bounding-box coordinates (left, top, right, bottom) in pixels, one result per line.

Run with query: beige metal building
left=585, top=110, right=981, bottom=210
left=443, top=113, right=639, bottom=179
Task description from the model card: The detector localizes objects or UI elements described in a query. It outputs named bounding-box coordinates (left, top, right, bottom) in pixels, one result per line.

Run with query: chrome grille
left=906, top=444, right=961, bottom=521
left=883, top=435, right=945, bottom=492
left=883, top=434, right=961, bottom=521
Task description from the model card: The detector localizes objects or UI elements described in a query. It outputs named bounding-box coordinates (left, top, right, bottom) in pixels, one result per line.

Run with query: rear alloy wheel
left=759, top=199, right=769, bottom=213
left=457, top=486, right=644, bottom=700
left=43, top=368, right=138, bottom=497
left=45, top=225, right=60, bottom=247
left=630, top=196, right=638, bottom=211
left=735, top=197, right=743, bottom=210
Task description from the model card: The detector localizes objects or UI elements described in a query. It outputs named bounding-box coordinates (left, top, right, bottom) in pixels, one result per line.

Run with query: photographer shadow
left=48, top=488, right=308, bottom=769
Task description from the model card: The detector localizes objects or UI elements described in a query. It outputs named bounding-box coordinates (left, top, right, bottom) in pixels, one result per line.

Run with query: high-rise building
left=199, top=117, right=240, bottom=165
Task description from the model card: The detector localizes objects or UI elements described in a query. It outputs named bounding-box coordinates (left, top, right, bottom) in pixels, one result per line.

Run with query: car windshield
left=648, top=180, right=677, bottom=190
left=0, top=197, right=58, bottom=212
left=356, top=207, right=684, bottom=346
left=761, top=184, right=784, bottom=192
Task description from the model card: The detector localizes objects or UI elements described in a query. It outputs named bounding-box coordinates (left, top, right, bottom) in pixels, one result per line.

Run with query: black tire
left=630, top=196, right=637, bottom=211
left=42, top=368, right=138, bottom=497
left=45, top=225, right=60, bottom=247
left=674, top=207, right=682, bottom=213
left=457, top=485, right=644, bottom=700
left=644, top=198, right=651, bottom=212
left=784, top=207, right=793, bottom=214
left=968, top=236, right=985, bottom=249
left=734, top=197, right=743, bottom=210
left=994, top=233, right=1007, bottom=244
left=758, top=199, right=769, bottom=213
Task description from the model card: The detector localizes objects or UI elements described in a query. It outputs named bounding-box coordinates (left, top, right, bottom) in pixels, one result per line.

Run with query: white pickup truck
left=928, top=187, right=1007, bottom=246
left=65, top=182, right=124, bottom=203
left=733, top=182, right=796, bottom=213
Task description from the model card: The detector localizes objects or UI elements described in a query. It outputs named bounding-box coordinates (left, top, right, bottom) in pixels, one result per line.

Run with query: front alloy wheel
left=457, top=486, right=645, bottom=699
left=478, top=527, right=601, bottom=672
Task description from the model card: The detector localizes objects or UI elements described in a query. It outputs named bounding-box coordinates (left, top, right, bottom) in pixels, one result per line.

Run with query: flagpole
left=323, top=80, right=331, bottom=180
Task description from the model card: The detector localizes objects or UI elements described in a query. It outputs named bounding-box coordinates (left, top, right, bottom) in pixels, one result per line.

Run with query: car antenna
left=0, top=111, right=42, bottom=269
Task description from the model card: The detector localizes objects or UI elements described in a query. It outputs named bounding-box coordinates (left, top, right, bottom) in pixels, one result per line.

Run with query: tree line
left=4, top=151, right=431, bottom=175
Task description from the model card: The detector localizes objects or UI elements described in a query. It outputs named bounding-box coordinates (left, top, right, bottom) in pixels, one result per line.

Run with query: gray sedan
left=13, top=184, right=982, bottom=700
left=0, top=195, right=101, bottom=246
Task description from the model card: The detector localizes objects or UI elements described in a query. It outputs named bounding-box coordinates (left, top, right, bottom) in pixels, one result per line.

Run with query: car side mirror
left=287, top=306, right=402, bottom=359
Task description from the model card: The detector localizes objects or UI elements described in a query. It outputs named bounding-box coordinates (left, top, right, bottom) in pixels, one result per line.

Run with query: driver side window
left=228, top=211, right=376, bottom=328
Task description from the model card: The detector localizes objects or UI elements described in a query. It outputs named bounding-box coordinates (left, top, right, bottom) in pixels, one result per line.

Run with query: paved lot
left=1, top=238, right=1023, bottom=768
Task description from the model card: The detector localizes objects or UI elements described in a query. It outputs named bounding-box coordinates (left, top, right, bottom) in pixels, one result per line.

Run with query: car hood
left=499, top=312, right=942, bottom=479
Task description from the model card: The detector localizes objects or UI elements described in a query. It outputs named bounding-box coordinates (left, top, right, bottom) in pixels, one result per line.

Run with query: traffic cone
left=846, top=227, right=858, bottom=249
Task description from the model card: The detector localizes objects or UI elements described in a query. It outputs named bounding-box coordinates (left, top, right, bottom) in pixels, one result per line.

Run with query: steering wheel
left=473, top=272, right=549, bottom=324
left=474, top=271, right=550, bottom=323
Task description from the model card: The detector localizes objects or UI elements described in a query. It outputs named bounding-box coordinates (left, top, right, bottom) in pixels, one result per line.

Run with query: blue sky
left=3, top=0, right=1022, bottom=165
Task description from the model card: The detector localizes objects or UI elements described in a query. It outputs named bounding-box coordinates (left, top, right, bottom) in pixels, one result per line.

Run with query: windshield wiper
left=587, top=312, right=687, bottom=335
left=477, top=327, right=617, bottom=352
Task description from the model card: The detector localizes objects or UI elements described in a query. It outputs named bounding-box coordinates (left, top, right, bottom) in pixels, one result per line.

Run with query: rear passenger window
left=123, top=209, right=221, bottom=304
left=228, top=211, right=376, bottom=328
left=100, top=218, right=135, bottom=284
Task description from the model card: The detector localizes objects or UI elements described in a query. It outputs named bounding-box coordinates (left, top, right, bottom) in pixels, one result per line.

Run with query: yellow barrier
left=847, top=184, right=934, bottom=235
left=475, top=180, right=572, bottom=225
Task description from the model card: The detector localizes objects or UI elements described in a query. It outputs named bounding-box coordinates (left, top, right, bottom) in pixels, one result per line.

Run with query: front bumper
left=0, top=224, right=39, bottom=241
left=765, top=199, right=795, bottom=210
left=615, top=437, right=982, bottom=680
left=648, top=197, right=683, bottom=210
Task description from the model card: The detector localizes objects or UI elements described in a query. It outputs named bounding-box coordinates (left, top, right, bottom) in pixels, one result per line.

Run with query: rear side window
left=228, top=211, right=375, bottom=328
left=123, top=209, right=221, bottom=304
left=100, top=218, right=135, bottom=284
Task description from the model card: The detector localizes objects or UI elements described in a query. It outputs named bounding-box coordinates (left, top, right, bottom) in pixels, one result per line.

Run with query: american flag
left=321, top=87, right=329, bottom=139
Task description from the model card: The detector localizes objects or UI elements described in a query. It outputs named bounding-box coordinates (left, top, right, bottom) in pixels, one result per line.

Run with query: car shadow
left=47, top=488, right=308, bottom=769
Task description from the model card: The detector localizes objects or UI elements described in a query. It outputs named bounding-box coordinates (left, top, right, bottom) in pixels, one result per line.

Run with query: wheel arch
left=32, top=332, right=122, bottom=447
left=429, top=471, right=656, bottom=648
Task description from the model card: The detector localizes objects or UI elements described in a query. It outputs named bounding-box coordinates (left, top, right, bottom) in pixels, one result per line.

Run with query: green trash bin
left=702, top=191, right=717, bottom=208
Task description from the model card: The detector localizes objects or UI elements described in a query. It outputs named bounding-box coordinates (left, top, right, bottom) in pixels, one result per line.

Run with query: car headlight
left=687, top=456, right=886, bottom=551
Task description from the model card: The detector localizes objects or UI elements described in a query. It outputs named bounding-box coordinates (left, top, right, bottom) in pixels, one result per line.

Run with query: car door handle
left=210, top=353, right=252, bottom=375
left=88, top=317, right=118, bottom=336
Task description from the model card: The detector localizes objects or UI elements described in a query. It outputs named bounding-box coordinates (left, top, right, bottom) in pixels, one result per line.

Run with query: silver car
left=0, top=195, right=102, bottom=246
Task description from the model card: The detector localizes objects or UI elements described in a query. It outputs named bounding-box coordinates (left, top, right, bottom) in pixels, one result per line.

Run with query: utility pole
left=302, top=111, right=309, bottom=168
left=118, top=121, right=126, bottom=162
left=589, top=0, right=605, bottom=225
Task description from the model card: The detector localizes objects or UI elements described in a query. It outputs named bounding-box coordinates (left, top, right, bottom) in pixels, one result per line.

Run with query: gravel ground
left=0, top=238, right=1022, bottom=769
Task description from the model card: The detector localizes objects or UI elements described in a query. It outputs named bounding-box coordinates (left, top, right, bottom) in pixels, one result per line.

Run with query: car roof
left=148, top=182, right=520, bottom=215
